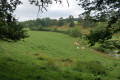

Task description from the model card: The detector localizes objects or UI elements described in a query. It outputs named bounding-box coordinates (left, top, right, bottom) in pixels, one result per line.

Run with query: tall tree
left=78, top=15, right=84, bottom=24
left=68, top=15, right=74, bottom=23
left=58, top=17, right=64, bottom=26
left=68, top=15, right=75, bottom=27
left=69, top=21, right=74, bottom=27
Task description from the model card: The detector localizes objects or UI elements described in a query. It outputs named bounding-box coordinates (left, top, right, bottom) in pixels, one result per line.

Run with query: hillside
left=0, top=30, right=120, bottom=80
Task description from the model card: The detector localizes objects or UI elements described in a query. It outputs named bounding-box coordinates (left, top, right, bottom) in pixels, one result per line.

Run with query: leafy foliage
left=100, top=40, right=120, bottom=52
left=0, top=22, right=28, bottom=42
left=0, top=0, right=28, bottom=41
left=78, top=14, right=97, bottom=28
left=68, top=15, right=75, bottom=27
left=68, top=15, right=74, bottom=23
left=29, top=0, right=69, bottom=13
left=69, top=21, right=74, bottom=27
left=20, top=15, right=77, bottom=28
left=79, top=0, right=120, bottom=45
left=86, top=26, right=113, bottom=46
left=20, top=18, right=58, bottom=28
left=69, top=27, right=82, bottom=38
left=87, top=22, right=120, bottom=46
left=79, top=0, right=120, bottom=24
left=58, top=17, right=65, bottom=26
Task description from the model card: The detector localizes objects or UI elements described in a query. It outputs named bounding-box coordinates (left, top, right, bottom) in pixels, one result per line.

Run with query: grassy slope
left=0, top=30, right=120, bottom=80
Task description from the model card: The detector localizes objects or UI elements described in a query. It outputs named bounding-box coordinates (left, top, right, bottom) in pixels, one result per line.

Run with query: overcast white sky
left=14, top=0, right=84, bottom=21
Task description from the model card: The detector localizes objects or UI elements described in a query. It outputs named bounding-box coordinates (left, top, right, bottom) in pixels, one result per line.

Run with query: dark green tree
left=69, top=21, right=75, bottom=27
left=58, top=17, right=64, bottom=26
left=68, top=15, right=74, bottom=23
left=67, top=15, right=75, bottom=27
left=78, top=15, right=83, bottom=24
left=0, top=0, right=28, bottom=42
left=78, top=0, right=120, bottom=45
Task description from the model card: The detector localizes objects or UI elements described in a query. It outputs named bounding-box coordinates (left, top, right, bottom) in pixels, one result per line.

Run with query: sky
left=14, top=0, right=85, bottom=21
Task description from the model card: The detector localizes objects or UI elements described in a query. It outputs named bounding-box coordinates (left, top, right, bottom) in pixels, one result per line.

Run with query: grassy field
left=0, top=30, right=120, bottom=80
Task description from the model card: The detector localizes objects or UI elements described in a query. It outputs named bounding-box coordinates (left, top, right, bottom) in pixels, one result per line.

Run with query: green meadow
left=0, top=30, right=120, bottom=80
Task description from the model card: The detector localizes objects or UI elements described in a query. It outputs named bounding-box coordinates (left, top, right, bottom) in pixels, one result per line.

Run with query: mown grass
left=0, top=30, right=120, bottom=80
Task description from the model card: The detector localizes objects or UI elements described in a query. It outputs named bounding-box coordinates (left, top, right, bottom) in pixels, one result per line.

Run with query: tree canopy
left=78, top=0, right=120, bottom=46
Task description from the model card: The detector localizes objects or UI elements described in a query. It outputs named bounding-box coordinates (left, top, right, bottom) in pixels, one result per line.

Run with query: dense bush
left=0, top=22, right=28, bottom=42
left=98, top=40, right=120, bottom=54
left=53, top=28, right=57, bottom=32
left=65, top=28, right=72, bottom=34
left=30, top=26, right=40, bottom=31
left=69, top=27, right=82, bottom=38
left=30, top=26, right=51, bottom=31
left=86, top=25, right=113, bottom=46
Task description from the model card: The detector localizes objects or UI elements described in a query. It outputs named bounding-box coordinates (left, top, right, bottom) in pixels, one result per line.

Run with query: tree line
left=20, top=14, right=101, bottom=30
left=20, top=15, right=75, bottom=29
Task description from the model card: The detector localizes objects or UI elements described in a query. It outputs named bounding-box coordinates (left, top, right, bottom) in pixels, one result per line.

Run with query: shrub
left=30, top=25, right=51, bottom=31
left=69, top=27, right=82, bottom=38
left=99, top=40, right=120, bottom=54
left=94, top=47, right=106, bottom=53
left=53, top=28, right=57, bottom=32
left=38, top=27, right=50, bottom=31
left=65, top=28, right=72, bottom=34
left=38, top=27, right=45, bottom=31
left=86, top=26, right=112, bottom=46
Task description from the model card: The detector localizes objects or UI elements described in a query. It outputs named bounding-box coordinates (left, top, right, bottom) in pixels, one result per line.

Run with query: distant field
left=0, top=30, right=120, bottom=80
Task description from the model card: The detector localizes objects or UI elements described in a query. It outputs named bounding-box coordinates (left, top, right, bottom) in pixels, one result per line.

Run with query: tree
left=67, top=15, right=75, bottom=27
left=69, top=21, right=74, bottom=27
left=68, top=15, right=74, bottom=23
left=58, top=17, right=64, bottom=26
left=79, top=0, right=120, bottom=25
left=78, top=14, right=97, bottom=28
left=0, top=0, right=28, bottom=42
left=78, top=15, right=84, bottom=24
left=78, top=0, right=120, bottom=45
